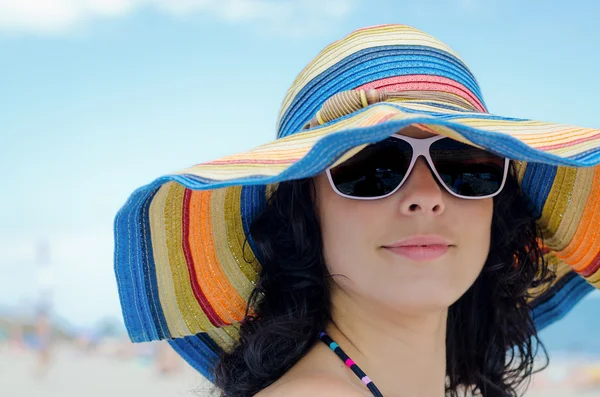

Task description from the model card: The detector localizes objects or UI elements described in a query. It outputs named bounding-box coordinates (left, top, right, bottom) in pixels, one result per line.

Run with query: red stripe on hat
left=357, top=75, right=487, bottom=113
left=181, top=188, right=227, bottom=328
left=537, top=132, right=600, bottom=151
left=204, top=158, right=300, bottom=166
left=578, top=251, right=600, bottom=278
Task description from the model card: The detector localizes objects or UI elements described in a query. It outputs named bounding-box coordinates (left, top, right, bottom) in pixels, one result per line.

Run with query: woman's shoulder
left=255, top=372, right=369, bottom=397
left=254, top=338, right=370, bottom=396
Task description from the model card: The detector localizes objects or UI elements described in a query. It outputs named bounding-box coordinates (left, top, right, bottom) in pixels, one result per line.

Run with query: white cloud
left=0, top=0, right=358, bottom=36
left=0, top=0, right=137, bottom=32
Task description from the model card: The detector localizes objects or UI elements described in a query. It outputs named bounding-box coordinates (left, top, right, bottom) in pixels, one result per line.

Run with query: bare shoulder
left=254, top=373, right=368, bottom=397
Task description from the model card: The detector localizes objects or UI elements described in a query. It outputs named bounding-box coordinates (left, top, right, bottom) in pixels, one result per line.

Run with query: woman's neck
left=326, top=287, right=448, bottom=397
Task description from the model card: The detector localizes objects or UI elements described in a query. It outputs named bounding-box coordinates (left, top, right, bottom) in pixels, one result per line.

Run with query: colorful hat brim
left=114, top=102, right=600, bottom=380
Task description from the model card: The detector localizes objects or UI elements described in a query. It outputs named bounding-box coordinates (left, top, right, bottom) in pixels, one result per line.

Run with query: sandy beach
left=0, top=341, right=213, bottom=397
left=3, top=341, right=600, bottom=397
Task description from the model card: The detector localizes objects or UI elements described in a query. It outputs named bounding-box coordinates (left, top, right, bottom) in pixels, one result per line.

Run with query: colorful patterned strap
left=319, top=331, right=384, bottom=397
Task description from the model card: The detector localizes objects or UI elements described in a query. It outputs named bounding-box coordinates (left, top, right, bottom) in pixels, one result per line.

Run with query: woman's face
left=314, top=126, right=493, bottom=314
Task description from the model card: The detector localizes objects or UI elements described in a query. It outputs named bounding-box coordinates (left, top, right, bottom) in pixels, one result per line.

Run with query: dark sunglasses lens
left=430, top=138, right=506, bottom=197
left=330, top=138, right=412, bottom=198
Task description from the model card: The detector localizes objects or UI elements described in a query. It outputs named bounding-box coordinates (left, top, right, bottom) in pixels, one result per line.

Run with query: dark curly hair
left=211, top=161, right=555, bottom=397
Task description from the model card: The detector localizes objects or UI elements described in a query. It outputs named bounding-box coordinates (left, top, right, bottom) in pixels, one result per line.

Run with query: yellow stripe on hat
left=149, top=183, right=193, bottom=337
left=150, top=183, right=191, bottom=337
left=207, top=324, right=241, bottom=353
left=210, top=188, right=257, bottom=310
left=586, top=268, right=600, bottom=285
left=223, top=186, right=261, bottom=281
left=527, top=253, right=572, bottom=302
left=164, top=184, right=218, bottom=335
left=538, top=168, right=578, bottom=240
left=543, top=167, right=594, bottom=251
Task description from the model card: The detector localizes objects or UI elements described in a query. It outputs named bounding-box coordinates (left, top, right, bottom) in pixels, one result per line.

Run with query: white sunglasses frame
left=326, top=134, right=510, bottom=201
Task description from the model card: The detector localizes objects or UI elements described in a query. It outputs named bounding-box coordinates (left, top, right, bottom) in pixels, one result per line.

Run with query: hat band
left=303, top=88, right=482, bottom=130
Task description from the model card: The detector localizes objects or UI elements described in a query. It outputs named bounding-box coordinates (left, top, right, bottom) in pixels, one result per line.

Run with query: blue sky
left=1, top=0, right=599, bottom=329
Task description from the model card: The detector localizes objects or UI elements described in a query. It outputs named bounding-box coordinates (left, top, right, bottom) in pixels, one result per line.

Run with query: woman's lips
left=383, top=235, right=453, bottom=261
left=383, top=244, right=450, bottom=261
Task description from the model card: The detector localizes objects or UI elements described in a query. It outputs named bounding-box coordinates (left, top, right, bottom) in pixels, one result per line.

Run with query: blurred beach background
left=1, top=1, right=600, bottom=396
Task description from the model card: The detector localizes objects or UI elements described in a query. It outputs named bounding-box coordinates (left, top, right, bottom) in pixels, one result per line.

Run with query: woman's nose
left=397, top=157, right=446, bottom=217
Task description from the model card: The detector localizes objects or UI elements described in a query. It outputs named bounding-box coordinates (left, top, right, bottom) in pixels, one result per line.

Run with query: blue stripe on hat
left=573, top=147, right=600, bottom=162
left=278, top=45, right=485, bottom=138
left=114, top=185, right=161, bottom=342
left=140, top=185, right=170, bottom=339
left=435, top=112, right=531, bottom=122
left=168, top=333, right=223, bottom=381
left=532, top=272, right=594, bottom=331
left=241, top=185, right=266, bottom=265
left=520, top=163, right=556, bottom=220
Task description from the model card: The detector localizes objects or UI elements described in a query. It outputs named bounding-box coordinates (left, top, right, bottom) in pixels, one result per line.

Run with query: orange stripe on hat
left=555, top=166, right=600, bottom=271
left=162, top=183, right=214, bottom=334
left=211, top=187, right=259, bottom=303
left=188, top=189, right=248, bottom=325
left=182, top=189, right=226, bottom=327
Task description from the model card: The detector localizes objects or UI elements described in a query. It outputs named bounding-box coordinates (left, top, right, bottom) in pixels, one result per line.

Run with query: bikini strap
left=319, top=331, right=384, bottom=397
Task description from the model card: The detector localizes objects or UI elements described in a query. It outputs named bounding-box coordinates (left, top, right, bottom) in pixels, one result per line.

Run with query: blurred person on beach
left=155, top=341, right=182, bottom=376
left=32, top=307, right=53, bottom=378
left=7, top=322, right=25, bottom=350
left=113, top=24, right=600, bottom=397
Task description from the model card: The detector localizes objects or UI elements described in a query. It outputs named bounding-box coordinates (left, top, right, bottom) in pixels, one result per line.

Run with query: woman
left=114, top=25, right=600, bottom=396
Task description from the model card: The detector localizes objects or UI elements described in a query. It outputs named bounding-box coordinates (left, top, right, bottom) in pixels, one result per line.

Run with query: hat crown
left=276, top=24, right=487, bottom=139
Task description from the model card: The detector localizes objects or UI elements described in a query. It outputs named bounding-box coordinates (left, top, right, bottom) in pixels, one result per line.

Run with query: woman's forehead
left=396, top=124, right=438, bottom=139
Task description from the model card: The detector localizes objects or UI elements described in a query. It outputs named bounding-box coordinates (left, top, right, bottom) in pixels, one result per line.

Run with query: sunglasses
left=326, top=134, right=509, bottom=200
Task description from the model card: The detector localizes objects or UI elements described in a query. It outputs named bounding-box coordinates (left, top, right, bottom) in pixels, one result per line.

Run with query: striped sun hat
left=114, top=24, right=600, bottom=380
